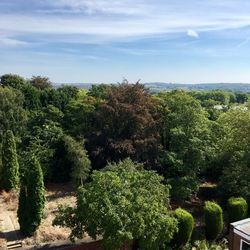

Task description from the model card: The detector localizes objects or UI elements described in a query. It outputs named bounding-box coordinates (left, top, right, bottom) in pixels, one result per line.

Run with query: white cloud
left=187, top=29, right=199, bottom=38
left=0, top=37, right=28, bottom=46
left=2, top=1, right=250, bottom=44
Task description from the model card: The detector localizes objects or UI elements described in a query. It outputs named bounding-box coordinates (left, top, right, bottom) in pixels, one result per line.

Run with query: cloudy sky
left=1, top=0, right=250, bottom=83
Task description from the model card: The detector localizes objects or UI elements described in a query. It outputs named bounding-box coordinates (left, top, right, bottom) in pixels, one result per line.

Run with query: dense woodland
left=1, top=74, right=250, bottom=249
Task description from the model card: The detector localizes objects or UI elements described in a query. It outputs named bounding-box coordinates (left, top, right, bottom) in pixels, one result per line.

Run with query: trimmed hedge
left=204, top=201, right=223, bottom=240
left=172, top=208, right=194, bottom=247
left=227, top=197, right=248, bottom=223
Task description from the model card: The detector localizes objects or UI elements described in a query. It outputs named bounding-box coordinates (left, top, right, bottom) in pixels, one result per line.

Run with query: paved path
left=0, top=197, right=22, bottom=249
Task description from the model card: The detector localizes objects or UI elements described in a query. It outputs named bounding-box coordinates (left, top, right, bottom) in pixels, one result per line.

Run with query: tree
left=217, top=109, right=250, bottom=198
left=63, top=135, right=91, bottom=185
left=63, top=90, right=96, bottom=137
left=29, top=75, right=52, bottom=89
left=17, top=156, right=45, bottom=236
left=1, top=130, right=19, bottom=191
left=87, top=83, right=161, bottom=169
left=0, top=74, right=26, bottom=89
left=0, top=87, right=27, bottom=141
left=158, top=90, right=214, bottom=200
left=53, top=159, right=177, bottom=250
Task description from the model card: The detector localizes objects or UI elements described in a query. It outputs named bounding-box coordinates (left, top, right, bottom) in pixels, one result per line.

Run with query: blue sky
left=1, top=0, right=250, bottom=83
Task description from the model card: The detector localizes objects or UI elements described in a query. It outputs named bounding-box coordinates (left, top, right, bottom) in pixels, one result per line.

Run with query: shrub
left=1, top=130, right=19, bottom=191
left=172, top=208, right=194, bottom=247
left=227, top=197, right=248, bottom=223
left=204, top=201, right=223, bottom=240
left=17, top=156, right=45, bottom=236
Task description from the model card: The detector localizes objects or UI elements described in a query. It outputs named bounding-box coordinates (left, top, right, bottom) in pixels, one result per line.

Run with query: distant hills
left=57, top=82, right=250, bottom=92
left=144, top=83, right=250, bottom=92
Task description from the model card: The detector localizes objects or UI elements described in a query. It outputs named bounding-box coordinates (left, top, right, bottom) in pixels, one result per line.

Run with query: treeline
left=1, top=74, right=250, bottom=203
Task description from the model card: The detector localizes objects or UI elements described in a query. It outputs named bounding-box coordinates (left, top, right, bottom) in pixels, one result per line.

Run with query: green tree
left=0, top=74, right=26, bottom=89
left=17, top=156, right=45, bottom=236
left=158, top=90, right=214, bottom=200
left=0, top=87, right=27, bottom=141
left=63, top=90, right=95, bottom=137
left=217, top=109, right=250, bottom=198
left=63, top=135, right=91, bottom=185
left=1, top=130, right=19, bottom=191
left=53, top=159, right=177, bottom=250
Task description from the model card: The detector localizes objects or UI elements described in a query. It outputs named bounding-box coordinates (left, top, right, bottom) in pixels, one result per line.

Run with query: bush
left=18, top=156, right=45, bottom=236
left=227, top=197, right=248, bottom=223
left=172, top=208, right=194, bottom=247
left=204, top=201, right=223, bottom=240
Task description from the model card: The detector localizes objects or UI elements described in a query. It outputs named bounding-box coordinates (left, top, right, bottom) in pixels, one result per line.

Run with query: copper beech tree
left=86, top=82, right=161, bottom=169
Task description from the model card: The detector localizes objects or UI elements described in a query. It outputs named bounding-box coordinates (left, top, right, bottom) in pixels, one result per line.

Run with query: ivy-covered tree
left=1, top=130, right=19, bottom=191
left=53, top=159, right=177, bottom=250
left=17, top=156, right=45, bottom=236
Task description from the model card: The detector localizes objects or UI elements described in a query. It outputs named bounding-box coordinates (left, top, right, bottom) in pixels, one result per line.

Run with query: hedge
left=204, top=201, right=223, bottom=240
left=227, top=197, right=248, bottom=223
left=172, top=208, right=194, bottom=247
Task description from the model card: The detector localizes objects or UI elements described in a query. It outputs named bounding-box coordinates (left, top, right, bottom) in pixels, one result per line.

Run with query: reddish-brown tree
left=86, top=82, right=161, bottom=169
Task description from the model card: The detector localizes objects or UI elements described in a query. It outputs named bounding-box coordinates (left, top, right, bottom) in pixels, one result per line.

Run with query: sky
left=1, top=0, right=250, bottom=83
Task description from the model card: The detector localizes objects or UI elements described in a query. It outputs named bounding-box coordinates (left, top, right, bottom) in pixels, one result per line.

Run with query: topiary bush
left=172, top=208, right=194, bottom=248
left=204, top=201, right=223, bottom=240
left=227, top=197, right=248, bottom=223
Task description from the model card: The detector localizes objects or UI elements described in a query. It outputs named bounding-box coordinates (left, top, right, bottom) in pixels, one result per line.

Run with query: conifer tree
left=17, top=156, right=45, bottom=236
left=1, top=130, right=19, bottom=191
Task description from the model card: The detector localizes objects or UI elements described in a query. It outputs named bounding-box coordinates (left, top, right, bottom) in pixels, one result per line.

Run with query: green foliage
left=63, top=90, right=95, bottom=137
left=227, top=197, right=248, bottom=223
left=63, top=135, right=91, bottom=185
left=158, top=90, right=214, bottom=200
left=0, top=87, right=27, bottom=140
left=0, top=74, right=26, bottom=89
left=204, top=201, right=223, bottom=240
left=172, top=208, right=194, bottom=248
left=217, top=109, right=250, bottom=198
left=1, top=130, right=19, bottom=191
left=17, top=156, right=45, bottom=236
left=169, top=176, right=199, bottom=201
left=54, top=159, right=178, bottom=250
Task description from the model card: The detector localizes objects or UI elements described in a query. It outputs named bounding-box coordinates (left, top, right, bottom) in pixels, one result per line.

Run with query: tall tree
left=17, top=156, right=45, bottom=236
left=53, top=159, right=177, bottom=250
left=158, top=90, right=214, bottom=200
left=87, top=83, right=161, bottom=169
left=1, top=130, right=19, bottom=191
left=217, top=109, right=250, bottom=198
left=63, top=135, right=91, bottom=185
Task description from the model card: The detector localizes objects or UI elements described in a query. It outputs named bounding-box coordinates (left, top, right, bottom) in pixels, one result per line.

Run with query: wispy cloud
left=237, top=37, right=250, bottom=48
left=0, top=37, right=28, bottom=46
left=187, top=29, right=199, bottom=38
left=1, top=0, right=250, bottom=44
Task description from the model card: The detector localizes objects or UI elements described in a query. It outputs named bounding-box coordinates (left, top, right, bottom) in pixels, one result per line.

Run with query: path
left=0, top=196, right=22, bottom=249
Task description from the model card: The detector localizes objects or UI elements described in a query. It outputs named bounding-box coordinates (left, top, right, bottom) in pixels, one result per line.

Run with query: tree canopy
left=53, top=159, right=177, bottom=250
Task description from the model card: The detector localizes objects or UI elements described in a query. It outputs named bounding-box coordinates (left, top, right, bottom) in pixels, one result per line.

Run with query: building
left=230, top=218, right=250, bottom=250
